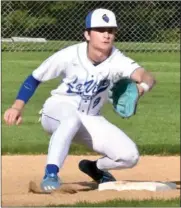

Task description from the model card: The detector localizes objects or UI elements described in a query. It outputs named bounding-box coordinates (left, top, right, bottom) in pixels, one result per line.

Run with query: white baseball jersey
left=33, top=42, right=141, bottom=116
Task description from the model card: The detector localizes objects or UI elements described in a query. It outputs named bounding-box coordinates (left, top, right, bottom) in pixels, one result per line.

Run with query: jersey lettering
left=66, top=78, right=110, bottom=99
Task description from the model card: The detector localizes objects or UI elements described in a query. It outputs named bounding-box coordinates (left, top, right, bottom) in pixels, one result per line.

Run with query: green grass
left=2, top=40, right=180, bottom=52
left=48, top=198, right=180, bottom=207
left=2, top=52, right=180, bottom=155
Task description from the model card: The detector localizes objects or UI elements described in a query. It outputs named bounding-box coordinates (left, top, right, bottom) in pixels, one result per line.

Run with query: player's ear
left=84, top=30, right=90, bottom=41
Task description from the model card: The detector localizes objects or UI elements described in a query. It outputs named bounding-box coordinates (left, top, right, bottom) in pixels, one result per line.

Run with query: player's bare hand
left=4, top=108, right=23, bottom=126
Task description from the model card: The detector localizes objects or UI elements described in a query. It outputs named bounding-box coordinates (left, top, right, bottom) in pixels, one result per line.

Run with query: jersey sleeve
left=32, top=49, right=68, bottom=82
left=112, top=51, right=141, bottom=80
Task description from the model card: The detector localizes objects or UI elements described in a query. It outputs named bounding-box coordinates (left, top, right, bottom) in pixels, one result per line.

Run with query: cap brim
left=86, top=26, right=118, bottom=29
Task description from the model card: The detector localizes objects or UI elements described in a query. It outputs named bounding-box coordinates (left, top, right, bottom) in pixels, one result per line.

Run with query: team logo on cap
left=102, top=14, right=109, bottom=23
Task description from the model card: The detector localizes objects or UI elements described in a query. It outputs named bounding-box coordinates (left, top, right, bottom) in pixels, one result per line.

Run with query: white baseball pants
left=40, top=97, right=139, bottom=171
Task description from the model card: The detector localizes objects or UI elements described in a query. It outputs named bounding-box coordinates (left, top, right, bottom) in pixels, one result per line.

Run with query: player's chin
left=99, top=43, right=112, bottom=52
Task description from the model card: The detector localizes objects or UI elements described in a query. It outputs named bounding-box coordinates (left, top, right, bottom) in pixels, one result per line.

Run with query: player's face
left=85, top=27, right=116, bottom=52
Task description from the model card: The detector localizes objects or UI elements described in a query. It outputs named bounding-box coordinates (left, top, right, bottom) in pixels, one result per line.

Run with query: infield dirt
left=2, top=155, right=180, bottom=206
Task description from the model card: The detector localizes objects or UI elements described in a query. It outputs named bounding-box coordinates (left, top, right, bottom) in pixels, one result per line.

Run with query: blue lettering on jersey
left=97, top=80, right=110, bottom=94
left=66, top=78, right=110, bottom=99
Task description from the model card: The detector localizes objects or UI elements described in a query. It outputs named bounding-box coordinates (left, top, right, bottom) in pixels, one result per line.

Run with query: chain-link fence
left=1, top=1, right=180, bottom=52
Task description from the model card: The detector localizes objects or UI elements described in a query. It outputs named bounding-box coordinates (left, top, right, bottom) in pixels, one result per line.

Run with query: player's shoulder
left=111, top=46, right=127, bottom=59
left=110, top=46, right=134, bottom=63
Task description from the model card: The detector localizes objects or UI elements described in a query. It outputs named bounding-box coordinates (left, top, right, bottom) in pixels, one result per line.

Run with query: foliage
left=2, top=1, right=180, bottom=42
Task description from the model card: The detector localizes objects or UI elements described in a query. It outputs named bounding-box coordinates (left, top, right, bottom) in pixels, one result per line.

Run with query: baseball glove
left=108, top=79, right=139, bottom=118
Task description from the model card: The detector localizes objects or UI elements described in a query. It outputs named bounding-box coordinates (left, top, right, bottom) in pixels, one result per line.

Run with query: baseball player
left=4, top=8, right=156, bottom=192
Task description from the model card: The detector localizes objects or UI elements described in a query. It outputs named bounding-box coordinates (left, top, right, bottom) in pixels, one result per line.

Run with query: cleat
left=99, top=171, right=116, bottom=184
left=79, top=159, right=116, bottom=184
left=40, top=172, right=61, bottom=193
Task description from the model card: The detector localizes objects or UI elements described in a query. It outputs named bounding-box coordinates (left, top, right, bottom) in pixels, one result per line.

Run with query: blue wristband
left=16, top=74, right=41, bottom=103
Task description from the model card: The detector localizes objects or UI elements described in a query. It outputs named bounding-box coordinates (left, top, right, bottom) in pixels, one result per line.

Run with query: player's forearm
left=141, top=71, right=156, bottom=91
left=131, top=68, right=156, bottom=93
left=11, top=100, right=25, bottom=111
left=16, top=74, right=41, bottom=104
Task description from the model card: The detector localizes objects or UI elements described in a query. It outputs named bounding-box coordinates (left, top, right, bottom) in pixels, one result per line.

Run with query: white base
left=98, top=181, right=177, bottom=192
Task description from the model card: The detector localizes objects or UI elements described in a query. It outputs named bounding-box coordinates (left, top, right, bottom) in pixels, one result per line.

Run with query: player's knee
left=126, top=150, right=139, bottom=168
left=115, top=148, right=139, bottom=168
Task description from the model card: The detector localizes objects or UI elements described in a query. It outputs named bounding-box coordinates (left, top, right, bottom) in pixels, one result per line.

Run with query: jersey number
left=93, top=97, right=101, bottom=108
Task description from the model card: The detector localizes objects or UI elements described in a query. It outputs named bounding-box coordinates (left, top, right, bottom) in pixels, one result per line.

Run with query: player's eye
left=93, top=28, right=116, bottom=34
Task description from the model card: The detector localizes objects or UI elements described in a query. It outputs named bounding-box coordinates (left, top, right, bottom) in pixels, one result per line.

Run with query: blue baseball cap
left=85, top=8, right=118, bottom=29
